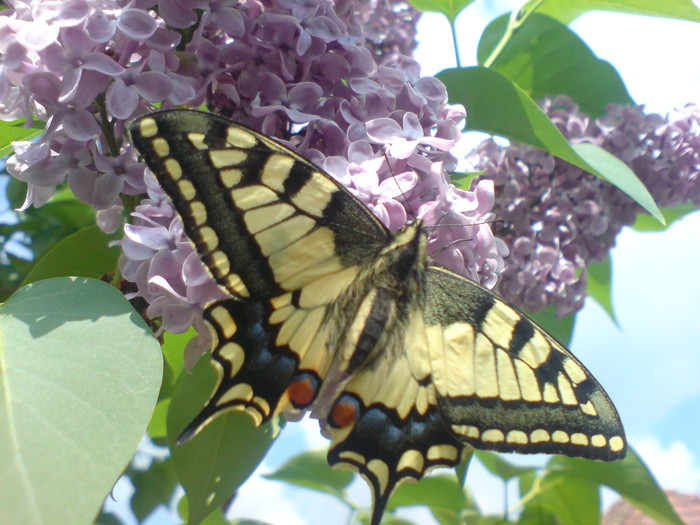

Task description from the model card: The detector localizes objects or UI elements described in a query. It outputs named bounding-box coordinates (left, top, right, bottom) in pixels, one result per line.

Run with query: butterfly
left=130, top=109, right=626, bottom=525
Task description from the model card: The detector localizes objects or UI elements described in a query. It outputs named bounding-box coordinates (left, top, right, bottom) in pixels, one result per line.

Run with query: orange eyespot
left=329, top=396, right=359, bottom=428
left=287, top=373, right=318, bottom=408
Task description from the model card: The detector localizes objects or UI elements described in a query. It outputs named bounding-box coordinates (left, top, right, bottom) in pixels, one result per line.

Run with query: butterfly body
left=130, top=109, right=626, bottom=525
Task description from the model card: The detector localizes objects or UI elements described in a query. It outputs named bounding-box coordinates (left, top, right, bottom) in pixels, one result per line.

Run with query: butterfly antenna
left=382, top=148, right=419, bottom=222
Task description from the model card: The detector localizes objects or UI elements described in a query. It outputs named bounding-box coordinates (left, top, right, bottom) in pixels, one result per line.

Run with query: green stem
left=451, top=17, right=462, bottom=68
left=110, top=194, right=141, bottom=288
left=482, top=0, right=544, bottom=68
left=95, top=93, right=120, bottom=157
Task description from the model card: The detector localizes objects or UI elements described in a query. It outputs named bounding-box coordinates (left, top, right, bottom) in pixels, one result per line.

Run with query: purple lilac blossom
left=349, top=0, right=422, bottom=64
left=468, top=95, right=700, bottom=316
left=1, top=0, right=502, bottom=362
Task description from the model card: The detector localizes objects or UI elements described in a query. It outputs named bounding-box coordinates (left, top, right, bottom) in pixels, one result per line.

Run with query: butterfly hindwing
left=324, top=304, right=465, bottom=525
left=179, top=293, right=335, bottom=443
left=177, top=297, right=296, bottom=442
left=424, top=266, right=626, bottom=460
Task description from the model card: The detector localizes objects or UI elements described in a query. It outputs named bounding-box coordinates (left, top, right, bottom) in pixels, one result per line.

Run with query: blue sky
left=216, top=3, right=700, bottom=524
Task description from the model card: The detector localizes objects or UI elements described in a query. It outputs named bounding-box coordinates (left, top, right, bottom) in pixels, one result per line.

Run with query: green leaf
left=94, top=511, right=124, bottom=525
left=518, top=503, right=561, bottom=525
left=438, top=67, right=564, bottom=152
left=366, top=515, right=416, bottom=525
left=168, top=355, right=279, bottom=525
left=450, top=170, right=485, bottom=190
left=265, top=449, right=353, bottom=500
left=475, top=517, right=516, bottom=525
left=547, top=449, right=685, bottom=525
left=178, top=498, right=231, bottom=525
left=478, top=13, right=633, bottom=116
left=454, top=447, right=474, bottom=487
left=525, top=306, right=575, bottom=348
left=0, top=118, right=45, bottom=159
left=0, top=256, right=32, bottom=303
left=0, top=277, right=163, bottom=525
left=474, top=451, right=535, bottom=481
left=0, top=186, right=99, bottom=300
left=388, top=474, right=472, bottom=523
left=536, top=0, right=700, bottom=24
left=21, top=225, right=121, bottom=286
left=162, top=329, right=191, bottom=380
left=130, top=457, right=179, bottom=521
left=231, top=518, right=272, bottom=525
left=7, top=176, right=28, bottom=209
left=632, top=204, right=699, bottom=231
left=586, top=257, right=617, bottom=325
left=407, top=0, right=476, bottom=21
left=572, top=143, right=663, bottom=224
left=148, top=398, right=171, bottom=438
left=526, top=475, right=600, bottom=525
left=437, top=67, right=663, bottom=224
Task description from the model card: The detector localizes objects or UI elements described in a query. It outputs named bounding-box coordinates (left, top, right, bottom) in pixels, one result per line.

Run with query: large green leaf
left=264, top=449, right=353, bottom=500
left=536, top=0, right=700, bottom=24
left=477, top=13, right=633, bottom=116
left=573, top=143, right=661, bottom=225
left=0, top=277, right=162, bottom=525
left=21, top=225, right=121, bottom=286
left=437, top=66, right=663, bottom=224
left=547, top=449, right=684, bottom=525
left=168, top=355, right=280, bottom=525
left=407, top=0, right=475, bottom=21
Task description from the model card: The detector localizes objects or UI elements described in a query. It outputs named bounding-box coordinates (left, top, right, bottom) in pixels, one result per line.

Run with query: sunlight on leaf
left=0, top=277, right=162, bottom=525
left=537, top=0, right=700, bottom=24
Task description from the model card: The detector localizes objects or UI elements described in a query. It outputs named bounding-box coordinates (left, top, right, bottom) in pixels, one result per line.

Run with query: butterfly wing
left=130, top=109, right=393, bottom=436
left=324, top=302, right=465, bottom=525
left=424, top=266, right=626, bottom=460
left=130, top=109, right=391, bottom=300
left=323, top=263, right=626, bottom=525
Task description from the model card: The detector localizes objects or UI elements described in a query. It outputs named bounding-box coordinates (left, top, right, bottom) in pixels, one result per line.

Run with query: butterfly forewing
left=130, top=110, right=390, bottom=300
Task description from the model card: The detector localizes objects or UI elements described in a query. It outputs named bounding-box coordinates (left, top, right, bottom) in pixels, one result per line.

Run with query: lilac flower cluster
left=469, top=96, right=700, bottom=316
left=351, top=0, right=422, bottom=64
left=1, top=0, right=503, bottom=361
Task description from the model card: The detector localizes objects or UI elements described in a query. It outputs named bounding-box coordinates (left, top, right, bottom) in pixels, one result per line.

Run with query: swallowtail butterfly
left=130, top=109, right=626, bottom=524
